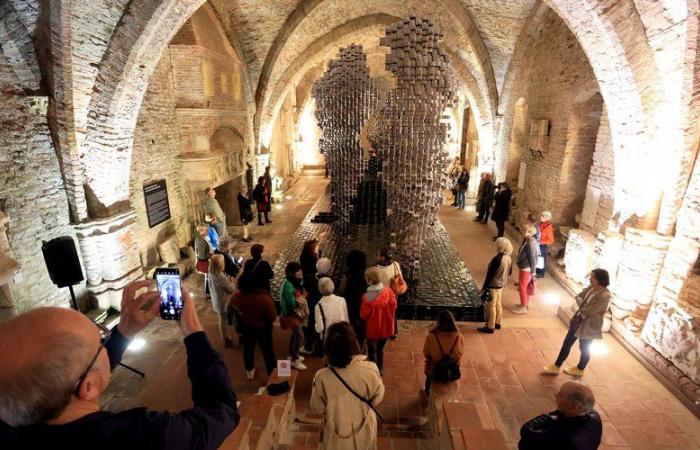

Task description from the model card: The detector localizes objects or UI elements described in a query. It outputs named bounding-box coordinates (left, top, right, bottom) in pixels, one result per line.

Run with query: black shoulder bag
left=328, top=366, right=384, bottom=421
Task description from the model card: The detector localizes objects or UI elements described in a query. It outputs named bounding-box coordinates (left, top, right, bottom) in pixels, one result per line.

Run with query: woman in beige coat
left=310, top=322, right=385, bottom=450
left=543, top=269, right=612, bottom=377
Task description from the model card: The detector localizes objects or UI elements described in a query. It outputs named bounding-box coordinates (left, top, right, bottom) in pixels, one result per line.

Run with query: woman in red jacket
left=360, top=266, right=397, bottom=373
left=537, top=211, right=554, bottom=278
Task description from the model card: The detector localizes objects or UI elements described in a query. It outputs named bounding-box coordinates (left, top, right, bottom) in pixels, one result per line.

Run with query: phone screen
left=236, top=256, right=244, bottom=265
left=156, top=268, right=182, bottom=320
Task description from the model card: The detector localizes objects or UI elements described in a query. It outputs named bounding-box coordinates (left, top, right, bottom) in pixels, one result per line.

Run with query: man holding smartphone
left=0, top=280, right=239, bottom=449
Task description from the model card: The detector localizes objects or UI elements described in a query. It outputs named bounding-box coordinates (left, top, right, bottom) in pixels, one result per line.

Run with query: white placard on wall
left=581, top=186, right=601, bottom=228
left=518, top=161, right=527, bottom=189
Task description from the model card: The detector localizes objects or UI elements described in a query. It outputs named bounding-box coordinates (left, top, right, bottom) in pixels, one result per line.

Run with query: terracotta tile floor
left=103, top=178, right=700, bottom=449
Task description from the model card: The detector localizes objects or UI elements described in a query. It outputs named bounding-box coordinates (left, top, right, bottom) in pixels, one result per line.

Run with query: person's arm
left=422, top=334, right=432, bottom=361
left=314, top=304, right=323, bottom=334
left=281, top=281, right=298, bottom=313
left=263, top=261, right=274, bottom=280
left=105, top=325, right=130, bottom=370
left=359, top=296, right=370, bottom=320
left=262, top=295, right=278, bottom=324
left=579, top=290, right=611, bottom=317
left=482, top=256, right=499, bottom=290
left=369, top=367, right=385, bottom=406
left=340, top=299, right=349, bottom=322
left=220, top=275, right=235, bottom=296
left=574, top=286, right=590, bottom=306
left=528, top=242, right=537, bottom=273
left=519, top=412, right=563, bottom=449
left=309, top=373, right=326, bottom=414
left=453, top=334, right=465, bottom=362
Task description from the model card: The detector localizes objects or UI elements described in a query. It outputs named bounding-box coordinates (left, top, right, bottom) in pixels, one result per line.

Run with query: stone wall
left=129, top=51, right=191, bottom=270
left=269, top=93, right=297, bottom=179
left=504, top=10, right=602, bottom=226
left=0, top=55, right=79, bottom=311
left=580, top=106, right=615, bottom=235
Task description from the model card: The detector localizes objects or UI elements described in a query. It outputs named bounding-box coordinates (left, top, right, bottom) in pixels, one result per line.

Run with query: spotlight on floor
left=543, top=293, right=560, bottom=305
left=127, top=338, right=146, bottom=352
left=275, top=204, right=283, bottom=210
left=590, top=341, right=608, bottom=356
left=285, top=195, right=293, bottom=200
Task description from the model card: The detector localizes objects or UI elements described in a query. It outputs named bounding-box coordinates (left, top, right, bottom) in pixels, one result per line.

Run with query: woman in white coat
left=310, top=322, right=385, bottom=450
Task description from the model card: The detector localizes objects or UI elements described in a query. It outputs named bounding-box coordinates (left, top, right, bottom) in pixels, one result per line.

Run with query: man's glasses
left=72, top=326, right=110, bottom=396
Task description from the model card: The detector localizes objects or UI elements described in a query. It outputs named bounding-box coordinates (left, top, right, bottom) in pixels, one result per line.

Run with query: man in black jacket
left=519, top=381, right=602, bottom=450
left=0, top=280, right=238, bottom=449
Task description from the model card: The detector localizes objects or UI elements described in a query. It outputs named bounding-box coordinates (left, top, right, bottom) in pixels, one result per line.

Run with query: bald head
left=0, top=307, right=100, bottom=426
left=557, top=381, right=595, bottom=417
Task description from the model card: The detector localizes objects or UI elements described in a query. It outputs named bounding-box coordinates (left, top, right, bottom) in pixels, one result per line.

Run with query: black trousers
left=240, top=323, right=277, bottom=374
left=477, top=203, right=490, bottom=220
left=495, top=220, right=505, bottom=237
left=257, top=211, right=270, bottom=224
left=367, top=338, right=387, bottom=372
left=554, top=325, right=592, bottom=370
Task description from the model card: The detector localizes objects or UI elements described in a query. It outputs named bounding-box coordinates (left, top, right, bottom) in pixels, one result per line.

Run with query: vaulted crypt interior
left=1, top=0, right=700, bottom=448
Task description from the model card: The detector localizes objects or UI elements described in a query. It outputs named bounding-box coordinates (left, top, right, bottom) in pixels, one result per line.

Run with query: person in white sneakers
left=314, top=278, right=349, bottom=340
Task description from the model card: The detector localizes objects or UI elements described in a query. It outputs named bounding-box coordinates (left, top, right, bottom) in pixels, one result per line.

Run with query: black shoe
left=258, top=222, right=264, bottom=226
left=473, top=218, right=482, bottom=222
left=492, top=237, right=498, bottom=241
left=389, top=335, right=397, bottom=341
left=265, top=220, right=272, bottom=224
left=477, top=326, right=494, bottom=334
left=495, top=324, right=501, bottom=330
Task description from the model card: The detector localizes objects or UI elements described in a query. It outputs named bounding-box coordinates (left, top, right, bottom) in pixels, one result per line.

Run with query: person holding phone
left=0, top=280, right=239, bottom=449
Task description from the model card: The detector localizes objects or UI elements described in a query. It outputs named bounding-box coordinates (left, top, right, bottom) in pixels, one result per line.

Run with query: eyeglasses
left=72, top=326, right=110, bottom=396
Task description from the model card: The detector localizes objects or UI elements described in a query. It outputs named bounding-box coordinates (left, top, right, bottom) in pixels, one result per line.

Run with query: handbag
left=480, top=289, right=491, bottom=302
left=390, top=262, right=408, bottom=295
left=527, top=277, right=536, bottom=296
left=280, top=315, right=302, bottom=330
left=328, top=367, right=384, bottom=421
left=569, top=312, right=584, bottom=331
left=536, top=256, right=545, bottom=270
left=196, top=259, right=209, bottom=274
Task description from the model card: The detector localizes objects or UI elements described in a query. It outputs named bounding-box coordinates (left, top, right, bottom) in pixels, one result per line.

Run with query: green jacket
left=280, top=279, right=298, bottom=316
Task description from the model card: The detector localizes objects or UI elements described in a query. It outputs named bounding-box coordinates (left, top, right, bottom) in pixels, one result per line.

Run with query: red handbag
left=390, top=262, right=408, bottom=295
left=527, top=277, right=536, bottom=296
left=196, top=259, right=209, bottom=274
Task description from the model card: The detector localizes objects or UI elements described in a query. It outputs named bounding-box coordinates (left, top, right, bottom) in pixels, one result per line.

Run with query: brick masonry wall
left=504, top=10, right=602, bottom=226
left=129, top=50, right=191, bottom=269
left=0, top=55, right=79, bottom=311
left=582, top=105, right=615, bottom=235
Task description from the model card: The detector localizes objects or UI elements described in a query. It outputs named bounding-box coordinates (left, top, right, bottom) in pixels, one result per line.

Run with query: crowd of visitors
left=0, top=167, right=611, bottom=450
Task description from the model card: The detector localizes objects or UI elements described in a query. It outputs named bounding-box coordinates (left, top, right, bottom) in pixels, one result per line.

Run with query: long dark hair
left=431, top=310, right=458, bottom=333
left=301, top=239, right=319, bottom=259
left=285, top=261, right=302, bottom=289
left=324, top=322, right=361, bottom=368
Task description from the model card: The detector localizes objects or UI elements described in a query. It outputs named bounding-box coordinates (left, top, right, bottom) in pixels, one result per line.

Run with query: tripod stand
left=68, top=285, right=145, bottom=378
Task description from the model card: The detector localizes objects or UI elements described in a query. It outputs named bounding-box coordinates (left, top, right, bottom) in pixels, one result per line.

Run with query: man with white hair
left=301, top=257, right=333, bottom=356
left=314, top=278, right=349, bottom=338
left=0, top=280, right=239, bottom=449
left=519, top=381, right=602, bottom=449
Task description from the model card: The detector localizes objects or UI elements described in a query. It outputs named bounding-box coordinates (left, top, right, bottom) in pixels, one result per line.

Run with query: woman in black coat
left=491, top=182, right=512, bottom=240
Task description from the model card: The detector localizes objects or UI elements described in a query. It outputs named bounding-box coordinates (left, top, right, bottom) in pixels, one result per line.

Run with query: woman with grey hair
left=478, top=237, right=513, bottom=333
left=514, top=225, right=540, bottom=314
left=314, top=278, right=349, bottom=339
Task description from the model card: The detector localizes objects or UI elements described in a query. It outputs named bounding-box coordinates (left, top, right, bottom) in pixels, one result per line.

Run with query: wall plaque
left=518, top=161, right=527, bottom=189
left=581, top=186, right=601, bottom=229
left=144, top=180, right=171, bottom=228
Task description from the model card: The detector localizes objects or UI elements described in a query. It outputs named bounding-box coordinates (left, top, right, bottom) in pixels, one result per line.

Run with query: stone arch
left=253, top=0, right=499, bottom=150
left=259, top=14, right=495, bottom=170
left=211, top=126, right=244, bottom=153
left=79, top=0, right=255, bottom=218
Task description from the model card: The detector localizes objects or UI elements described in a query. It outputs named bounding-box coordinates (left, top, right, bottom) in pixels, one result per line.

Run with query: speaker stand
left=68, top=285, right=145, bottom=379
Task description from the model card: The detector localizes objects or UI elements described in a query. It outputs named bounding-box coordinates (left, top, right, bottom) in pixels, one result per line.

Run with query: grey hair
left=567, top=387, right=595, bottom=414
left=495, top=237, right=513, bottom=255
left=522, top=224, right=537, bottom=238
left=541, top=211, right=552, bottom=220
left=0, top=334, right=92, bottom=426
left=319, top=277, right=335, bottom=296
left=316, top=257, right=332, bottom=276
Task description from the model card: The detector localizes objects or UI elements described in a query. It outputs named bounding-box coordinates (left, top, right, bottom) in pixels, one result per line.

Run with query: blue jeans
left=555, top=325, right=592, bottom=370
left=456, top=190, right=466, bottom=209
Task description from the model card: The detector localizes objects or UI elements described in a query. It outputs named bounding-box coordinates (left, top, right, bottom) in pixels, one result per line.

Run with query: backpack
left=431, top=334, right=461, bottom=383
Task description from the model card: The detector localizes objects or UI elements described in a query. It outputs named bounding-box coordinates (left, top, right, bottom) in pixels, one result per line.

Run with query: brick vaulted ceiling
left=212, top=0, right=537, bottom=111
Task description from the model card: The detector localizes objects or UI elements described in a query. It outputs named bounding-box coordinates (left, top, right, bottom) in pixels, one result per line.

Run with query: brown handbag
left=390, top=262, right=408, bottom=295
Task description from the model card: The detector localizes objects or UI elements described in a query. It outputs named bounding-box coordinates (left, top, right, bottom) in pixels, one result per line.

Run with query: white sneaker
left=291, top=360, right=307, bottom=371
left=299, top=347, right=313, bottom=355
left=246, top=369, right=256, bottom=380
left=512, top=306, right=528, bottom=315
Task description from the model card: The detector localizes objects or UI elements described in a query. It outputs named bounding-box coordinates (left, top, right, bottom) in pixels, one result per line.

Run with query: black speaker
left=42, top=236, right=84, bottom=288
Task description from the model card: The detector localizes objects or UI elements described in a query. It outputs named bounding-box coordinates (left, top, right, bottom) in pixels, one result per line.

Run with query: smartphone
left=155, top=267, right=182, bottom=320
left=235, top=256, right=244, bottom=265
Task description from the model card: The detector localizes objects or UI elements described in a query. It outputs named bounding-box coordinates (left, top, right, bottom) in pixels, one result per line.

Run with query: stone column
left=73, top=210, right=143, bottom=311
left=612, top=228, right=672, bottom=332
left=0, top=210, right=21, bottom=308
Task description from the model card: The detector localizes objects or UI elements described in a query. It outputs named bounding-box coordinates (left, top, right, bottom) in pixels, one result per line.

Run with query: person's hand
left=117, top=280, right=160, bottom=339
left=178, top=286, right=204, bottom=337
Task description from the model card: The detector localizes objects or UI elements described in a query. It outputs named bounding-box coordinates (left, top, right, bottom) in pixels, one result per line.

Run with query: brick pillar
left=73, top=210, right=143, bottom=311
